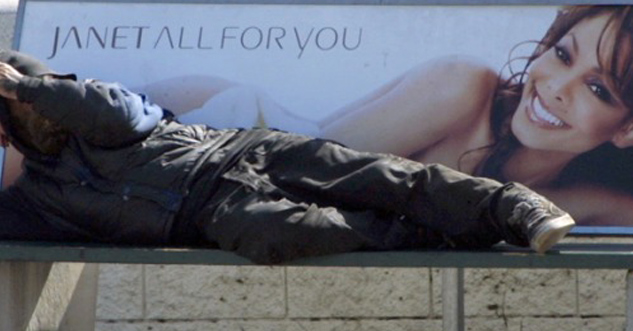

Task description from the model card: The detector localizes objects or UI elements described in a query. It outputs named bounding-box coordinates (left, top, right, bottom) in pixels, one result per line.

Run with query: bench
left=1, top=241, right=633, bottom=331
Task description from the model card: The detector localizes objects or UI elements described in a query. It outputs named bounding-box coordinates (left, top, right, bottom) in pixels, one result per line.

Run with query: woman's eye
left=588, top=83, right=613, bottom=104
left=554, top=45, right=571, bottom=65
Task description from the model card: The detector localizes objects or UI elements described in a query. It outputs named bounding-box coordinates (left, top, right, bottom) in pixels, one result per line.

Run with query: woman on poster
left=319, top=6, right=633, bottom=226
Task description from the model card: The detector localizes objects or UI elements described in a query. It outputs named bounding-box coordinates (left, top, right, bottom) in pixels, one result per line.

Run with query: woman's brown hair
left=476, top=5, right=633, bottom=190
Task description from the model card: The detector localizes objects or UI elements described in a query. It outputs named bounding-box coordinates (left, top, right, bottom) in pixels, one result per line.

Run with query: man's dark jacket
left=0, top=52, right=509, bottom=264
left=0, top=51, right=254, bottom=245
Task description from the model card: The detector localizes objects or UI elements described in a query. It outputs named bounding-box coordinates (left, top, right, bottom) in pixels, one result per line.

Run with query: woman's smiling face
left=511, top=13, right=632, bottom=155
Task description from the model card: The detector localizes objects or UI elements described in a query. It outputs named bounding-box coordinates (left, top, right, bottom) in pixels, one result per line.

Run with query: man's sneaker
left=528, top=213, right=575, bottom=254
left=510, top=196, right=576, bottom=254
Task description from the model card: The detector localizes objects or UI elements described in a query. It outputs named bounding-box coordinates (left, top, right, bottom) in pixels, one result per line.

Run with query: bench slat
left=0, top=242, right=632, bottom=269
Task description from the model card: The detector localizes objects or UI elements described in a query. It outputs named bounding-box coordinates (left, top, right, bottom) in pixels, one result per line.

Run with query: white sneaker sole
left=529, top=214, right=576, bottom=254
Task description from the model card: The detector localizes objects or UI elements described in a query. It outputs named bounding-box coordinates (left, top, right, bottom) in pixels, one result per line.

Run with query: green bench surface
left=0, top=241, right=632, bottom=269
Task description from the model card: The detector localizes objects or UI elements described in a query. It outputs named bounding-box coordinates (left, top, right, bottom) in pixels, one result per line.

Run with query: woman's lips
left=528, top=94, right=567, bottom=128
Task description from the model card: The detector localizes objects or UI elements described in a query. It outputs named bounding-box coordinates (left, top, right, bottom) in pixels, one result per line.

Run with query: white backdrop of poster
left=16, top=2, right=555, bottom=128
left=10, top=1, right=633, bottom=234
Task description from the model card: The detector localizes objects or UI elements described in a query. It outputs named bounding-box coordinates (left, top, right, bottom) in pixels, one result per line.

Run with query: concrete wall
left=0, top=2, right=629, bottom=330
left=91, top=262, right=628, bottom=331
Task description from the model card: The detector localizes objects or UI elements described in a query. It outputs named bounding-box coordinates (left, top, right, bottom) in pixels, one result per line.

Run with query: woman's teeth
left=532, top=96, right=564, bottom=127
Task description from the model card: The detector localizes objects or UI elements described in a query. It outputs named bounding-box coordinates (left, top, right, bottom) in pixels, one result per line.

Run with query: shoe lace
left=509, top=195, right=549, bottom=233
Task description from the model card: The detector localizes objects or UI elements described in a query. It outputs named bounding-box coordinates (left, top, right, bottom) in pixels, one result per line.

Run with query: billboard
left=8, top=0, right=633, bottom=234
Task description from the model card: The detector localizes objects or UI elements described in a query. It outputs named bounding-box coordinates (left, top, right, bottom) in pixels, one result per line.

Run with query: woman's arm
left=539, top=185, right=633, bottom=227
left=1, top=146, right=23, bottom=188
left=319, top=56, right=499, bottom=156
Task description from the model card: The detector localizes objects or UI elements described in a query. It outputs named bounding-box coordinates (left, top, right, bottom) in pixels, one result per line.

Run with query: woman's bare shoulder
left=411, top=56, right=498, bottom=89
left=319, top=55, right=500, bottom=155
left=405, top=56, right=499, bottom=113
left=409, top=55, right=497, bottom=77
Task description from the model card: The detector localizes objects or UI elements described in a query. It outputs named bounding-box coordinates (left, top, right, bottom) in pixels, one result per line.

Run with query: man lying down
left=0, top=50, right=574, bottom=264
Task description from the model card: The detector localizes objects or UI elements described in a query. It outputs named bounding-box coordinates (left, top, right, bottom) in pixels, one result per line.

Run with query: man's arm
left=0, top=189, right=93, bottom=242
left=0, top=62, right=164, bottom=147
left=19, top=77, right=164, bottom=147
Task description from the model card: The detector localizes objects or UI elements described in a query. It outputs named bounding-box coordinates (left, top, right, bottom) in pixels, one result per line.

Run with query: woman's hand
left=0, top=62, right=23, bottom=100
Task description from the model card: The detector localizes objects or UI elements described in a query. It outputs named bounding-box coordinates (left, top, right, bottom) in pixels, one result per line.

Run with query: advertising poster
left=8, top=0, right=633, bottom=234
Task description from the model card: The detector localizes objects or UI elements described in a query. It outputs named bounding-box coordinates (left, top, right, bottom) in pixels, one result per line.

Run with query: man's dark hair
left=0, top=50, right=73, bottom=155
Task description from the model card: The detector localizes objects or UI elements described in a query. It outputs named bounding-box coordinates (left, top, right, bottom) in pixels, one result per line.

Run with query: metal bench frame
left=1, top=241, right=632, bottom=331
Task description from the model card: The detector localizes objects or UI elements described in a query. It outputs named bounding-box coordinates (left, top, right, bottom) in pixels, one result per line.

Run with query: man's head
left=0, top=50, right=71, bottom=78
left=0, top=50, right=72, bottom=155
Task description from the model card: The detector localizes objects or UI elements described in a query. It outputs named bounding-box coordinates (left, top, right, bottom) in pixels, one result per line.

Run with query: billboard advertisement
left=8, top=0, right=633, bottom=234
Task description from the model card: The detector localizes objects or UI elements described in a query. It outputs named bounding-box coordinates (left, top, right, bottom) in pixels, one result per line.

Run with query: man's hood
left=0, top=50, right=75, bottom=161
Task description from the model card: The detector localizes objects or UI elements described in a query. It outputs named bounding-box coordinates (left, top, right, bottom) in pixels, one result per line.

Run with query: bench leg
left=58, top=263, right=99, bottom=330
left=627, top=270, right=633, bottom=331
left=442, top=268, right=465, bottom=331
left=0, top=262, right=52, bottom=331
left=0, top=262, right=98, bottom=331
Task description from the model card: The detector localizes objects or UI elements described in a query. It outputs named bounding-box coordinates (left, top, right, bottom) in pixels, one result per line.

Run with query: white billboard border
left=10, top=0, right=633, bottom=236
